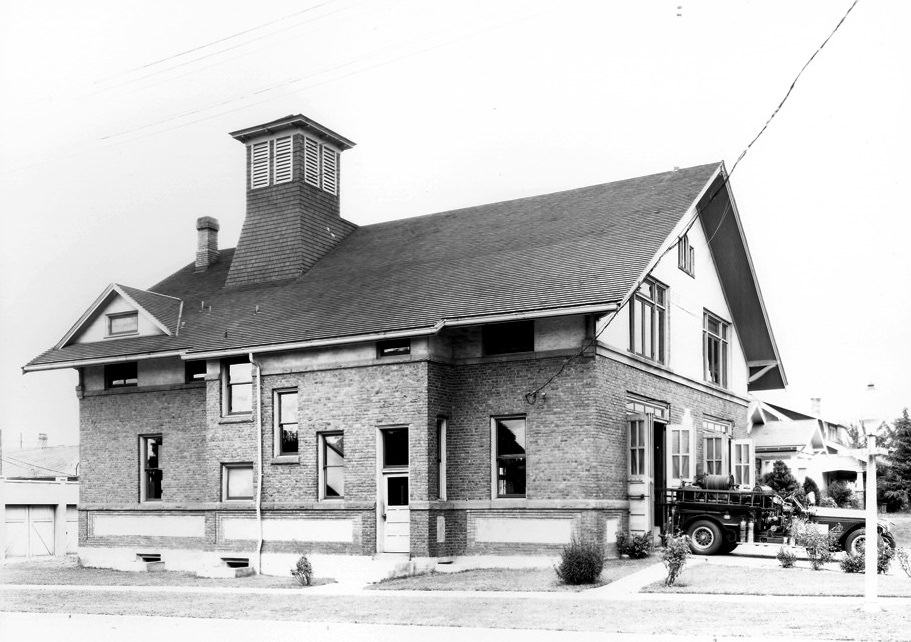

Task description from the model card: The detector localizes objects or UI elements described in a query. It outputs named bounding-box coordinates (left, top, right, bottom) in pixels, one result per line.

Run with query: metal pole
left=863, top=427, right=878, bottom=611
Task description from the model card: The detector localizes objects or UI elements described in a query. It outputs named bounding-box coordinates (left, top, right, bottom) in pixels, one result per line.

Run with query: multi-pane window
left=107, top=311, right=138, bottom=336
left=493, top=416, right=526, bottom=498
left=320, top=433, right=344, bottom=499
left=223, top=358, right=252, bottom=414
left=703, top=419, right=731, bottom=476
left=704, top=311, right=730, bottom=387
left=140, top=435, right=162, bottom=501
left=630, top=279, right=667, bottom=364
left=275, top=390, right=299, bottom=455
left=105, top=362, right=137, bottom=388
left=222, top=463, right=254, bottom=500
left=678, top=234, right=695, bottom=276
left=669, top=424, right=691, bottom=480
left=629, top=418, right=646, bottom=476
left=733, top=440, right=753, bottom=486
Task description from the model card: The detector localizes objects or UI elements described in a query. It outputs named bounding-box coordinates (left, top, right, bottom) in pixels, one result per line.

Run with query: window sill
left=220, top=414, right=253, bottom=424
left=271, top=455, right=300, bottom=465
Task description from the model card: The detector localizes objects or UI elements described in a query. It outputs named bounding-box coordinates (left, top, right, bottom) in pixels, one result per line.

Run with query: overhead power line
left=1, top=454, right=75, bottom=477
left=524, top=0, right=862, bottom=405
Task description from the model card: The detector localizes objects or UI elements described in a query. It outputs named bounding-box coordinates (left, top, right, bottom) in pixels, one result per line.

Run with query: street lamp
left=860, top=383, right=880, bottom=612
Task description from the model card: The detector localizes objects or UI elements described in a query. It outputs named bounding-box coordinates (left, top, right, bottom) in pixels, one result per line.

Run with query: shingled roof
left=25, top=162, right=722, bottom=368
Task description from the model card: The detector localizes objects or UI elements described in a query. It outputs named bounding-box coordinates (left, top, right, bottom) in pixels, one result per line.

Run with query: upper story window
left=678, top=234, right=695, bottom=276
left=250, top=136, right=293, bottom=189
left=377, top=338, right=411, bottom=358
left=275, top=389, right=299, bottom=455
left=105, top=362, right=137, bottom=388
left=629, top=278, right=667, bottom=364
left=482, top=321, right=534, bottom=356
left=223, top=358, right=253, bottom=415
left=304, top=136, right=339, bottom=195
left=107, top=311, right=138, bottom=337
left=704, top=311, right=730, bottom=388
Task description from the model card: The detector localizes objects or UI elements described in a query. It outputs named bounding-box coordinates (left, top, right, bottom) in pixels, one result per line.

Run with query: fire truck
left=663, top=475, right=896, bottom=556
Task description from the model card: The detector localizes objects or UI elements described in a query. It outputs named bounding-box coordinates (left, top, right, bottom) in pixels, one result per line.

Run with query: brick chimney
left=195, top=216, right=220, bottom=271
left=224, top=115, right=357, bottom=289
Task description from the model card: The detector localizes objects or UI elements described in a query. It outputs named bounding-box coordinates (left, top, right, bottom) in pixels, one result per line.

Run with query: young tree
left=762, top=460, right=800, bottom=496
left=879, top=408, right=911, bottom=512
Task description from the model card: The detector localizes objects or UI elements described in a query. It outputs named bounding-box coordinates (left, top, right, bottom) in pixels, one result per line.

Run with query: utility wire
left=524, top=0, right=860, bottom=405
left=1, top=455, right=75, bottom=478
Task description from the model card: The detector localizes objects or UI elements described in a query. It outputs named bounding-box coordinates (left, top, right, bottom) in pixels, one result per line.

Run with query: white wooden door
left=66, top=505, right=79, bottom=554
left=4, top=506, right=55, bottom=557
left=666, top=423, right=694, bottom=488
left=383, top=474, right=410, bottom=553
left=627, top=413, right=652, bottom=535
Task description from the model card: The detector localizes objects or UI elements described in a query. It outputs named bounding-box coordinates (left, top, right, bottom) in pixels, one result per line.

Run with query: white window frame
left=702, top=419, right=731, bottom=476
left=733, top=439, right=755, bottom=487
left=629, top=278, right=668, bottom=364
left=222, top=463, right=254, bottom=501
left=222, top=358, right=253, bottom=416
left=318, top=432, right=345, bottom=501
left=139, top=435, right=162, bottom=502
left=107, top=311, right=138, bottom=337
left=629, top=416, right=647, bottom=478
left=668, top=423, right=693, bottom=483
left=678, top=233, right=695, bottom=276
left=250, top=140, right=271, bottom=189
left=274, top=389, right=299, bottom=456
left=272, top=136, right=293, bottom=185
left=704, top=311, right=730, bottom=388
left=436, top=417, right=447, bottom=501
left=491, top=416, right=527, bottom=499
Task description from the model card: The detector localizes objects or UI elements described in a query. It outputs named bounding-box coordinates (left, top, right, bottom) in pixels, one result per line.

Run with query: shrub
left=776, top=546, right=797, bottom=568
left=793, top=518, right=842, bottom=570
left=841, top=540, right=895, bottom=574
left=555, top=539, right=604, bottom=585
left=616, top=530, right=653, bottom=559
left=819, top=497, right=838, bottom=508
left=803, top=477, right=820, bottom=505
left=897, top=547, right=911, bottom=578
left=291, top=554, right=313, bottom=586
left=827, top=480, right=856, bottom=508
left=662, top=534, right=690, bottom=586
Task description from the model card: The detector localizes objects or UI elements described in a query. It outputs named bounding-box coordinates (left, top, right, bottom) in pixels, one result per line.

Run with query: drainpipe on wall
left=249, top=352, right=264, bottom=573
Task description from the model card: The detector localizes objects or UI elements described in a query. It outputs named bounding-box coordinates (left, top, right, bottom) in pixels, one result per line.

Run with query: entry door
left=379, top=427, right=410, bottom=553
left=627, top=413, right=652, bottom=534
left=383, top=474, right=410, bottom=553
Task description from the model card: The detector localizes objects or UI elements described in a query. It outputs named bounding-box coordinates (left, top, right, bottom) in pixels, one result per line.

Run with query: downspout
left=249, top=352, right=264, bottom=573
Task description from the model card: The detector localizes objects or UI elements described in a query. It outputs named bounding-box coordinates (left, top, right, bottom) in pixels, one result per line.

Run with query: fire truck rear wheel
left=687, top=520, right=723, bottom=555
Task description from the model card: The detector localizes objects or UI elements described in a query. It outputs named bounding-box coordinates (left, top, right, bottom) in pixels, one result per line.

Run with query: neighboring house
left=749, top=401, right=865, bottom=499
left=0, top=441, right=79, bottom=559
left=23, top=114, right=786, bottom=575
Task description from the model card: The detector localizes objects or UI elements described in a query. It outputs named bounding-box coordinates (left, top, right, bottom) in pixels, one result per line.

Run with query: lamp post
left=861, top=384, right=880, bottom=612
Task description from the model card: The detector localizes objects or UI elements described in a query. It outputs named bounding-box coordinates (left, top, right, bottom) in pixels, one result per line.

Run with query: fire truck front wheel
left=687, top=520, right=723, bottom=555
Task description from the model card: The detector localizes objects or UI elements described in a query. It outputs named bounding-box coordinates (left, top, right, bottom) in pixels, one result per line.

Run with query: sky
left=1, top=0, right=908, bottom=449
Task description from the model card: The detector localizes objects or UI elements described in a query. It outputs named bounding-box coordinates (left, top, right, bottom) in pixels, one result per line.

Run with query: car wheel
left=845, top=528, right=865, bottom=556
left=687, top=519, right=723, bottom=555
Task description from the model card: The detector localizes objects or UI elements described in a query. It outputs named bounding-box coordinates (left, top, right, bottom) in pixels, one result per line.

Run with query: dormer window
left=107, top=311, right=138, bottom=337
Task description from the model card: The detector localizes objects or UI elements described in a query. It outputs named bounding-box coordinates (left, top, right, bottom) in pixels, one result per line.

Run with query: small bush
left=776, top=546, right=797, bottom=568
left=819, top=497, right=838, bottom=508
left=555, top=539, right=604, bottom=585
left=897, top=547, right=911, bottom=578
left=841, top=540, right=895, bottom=574
left=291, top=554, right=313, bottom=586
left=803, top=477, right=820, bottom=505
left=616, top=530, right=653, bottom=559
left=793, top=518, right=842, bottom=570
left=662, top=534, right=690, bottom=586
left=827, top=480, right=857, bottom=508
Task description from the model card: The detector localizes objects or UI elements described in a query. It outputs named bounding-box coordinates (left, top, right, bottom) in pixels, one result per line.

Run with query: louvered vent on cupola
left=225, top=114, right=357, bottom=289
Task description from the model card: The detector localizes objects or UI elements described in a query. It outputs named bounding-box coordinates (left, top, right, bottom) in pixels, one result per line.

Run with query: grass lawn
left=369, top=557, right=653, bottom=592
left=885, top=510, right=911, bottom=547
left=645, top=561, right=911, bottom=596
left=0, top=556, right=331, bottom=589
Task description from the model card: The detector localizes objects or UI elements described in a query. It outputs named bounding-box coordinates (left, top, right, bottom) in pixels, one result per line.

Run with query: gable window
left=377, top=338, right=411, bottom=358
left=703, top=419, right=731, bottom=476
left=678, top=234, right=695, bottom=276
left=275, top=390, right=299, bottom=455
left=222, top=463, right=254, bottom=501
left=492, top=416, right=526, bottom=498
left=704, top=311, right=730, bottom=387
left=107, top=311, right=138, bottom=337
left=483, top=321, right=534, bottom=356
left=319, top=432, right=344, bottom=499
left=629, top=278, right=667, bottom=364
left=185, top=360, right=206, bottom=383
left=303, top=136, right=339, bottom=195
left=223, top=358, right=253, bottom=415
left=105, top=362, right=137, bottom=388
left=140, top=435, right=162, bottom=501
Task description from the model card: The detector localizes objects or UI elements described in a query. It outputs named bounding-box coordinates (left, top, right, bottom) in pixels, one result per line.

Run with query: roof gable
left=56, top=283, right=181, bottom=349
